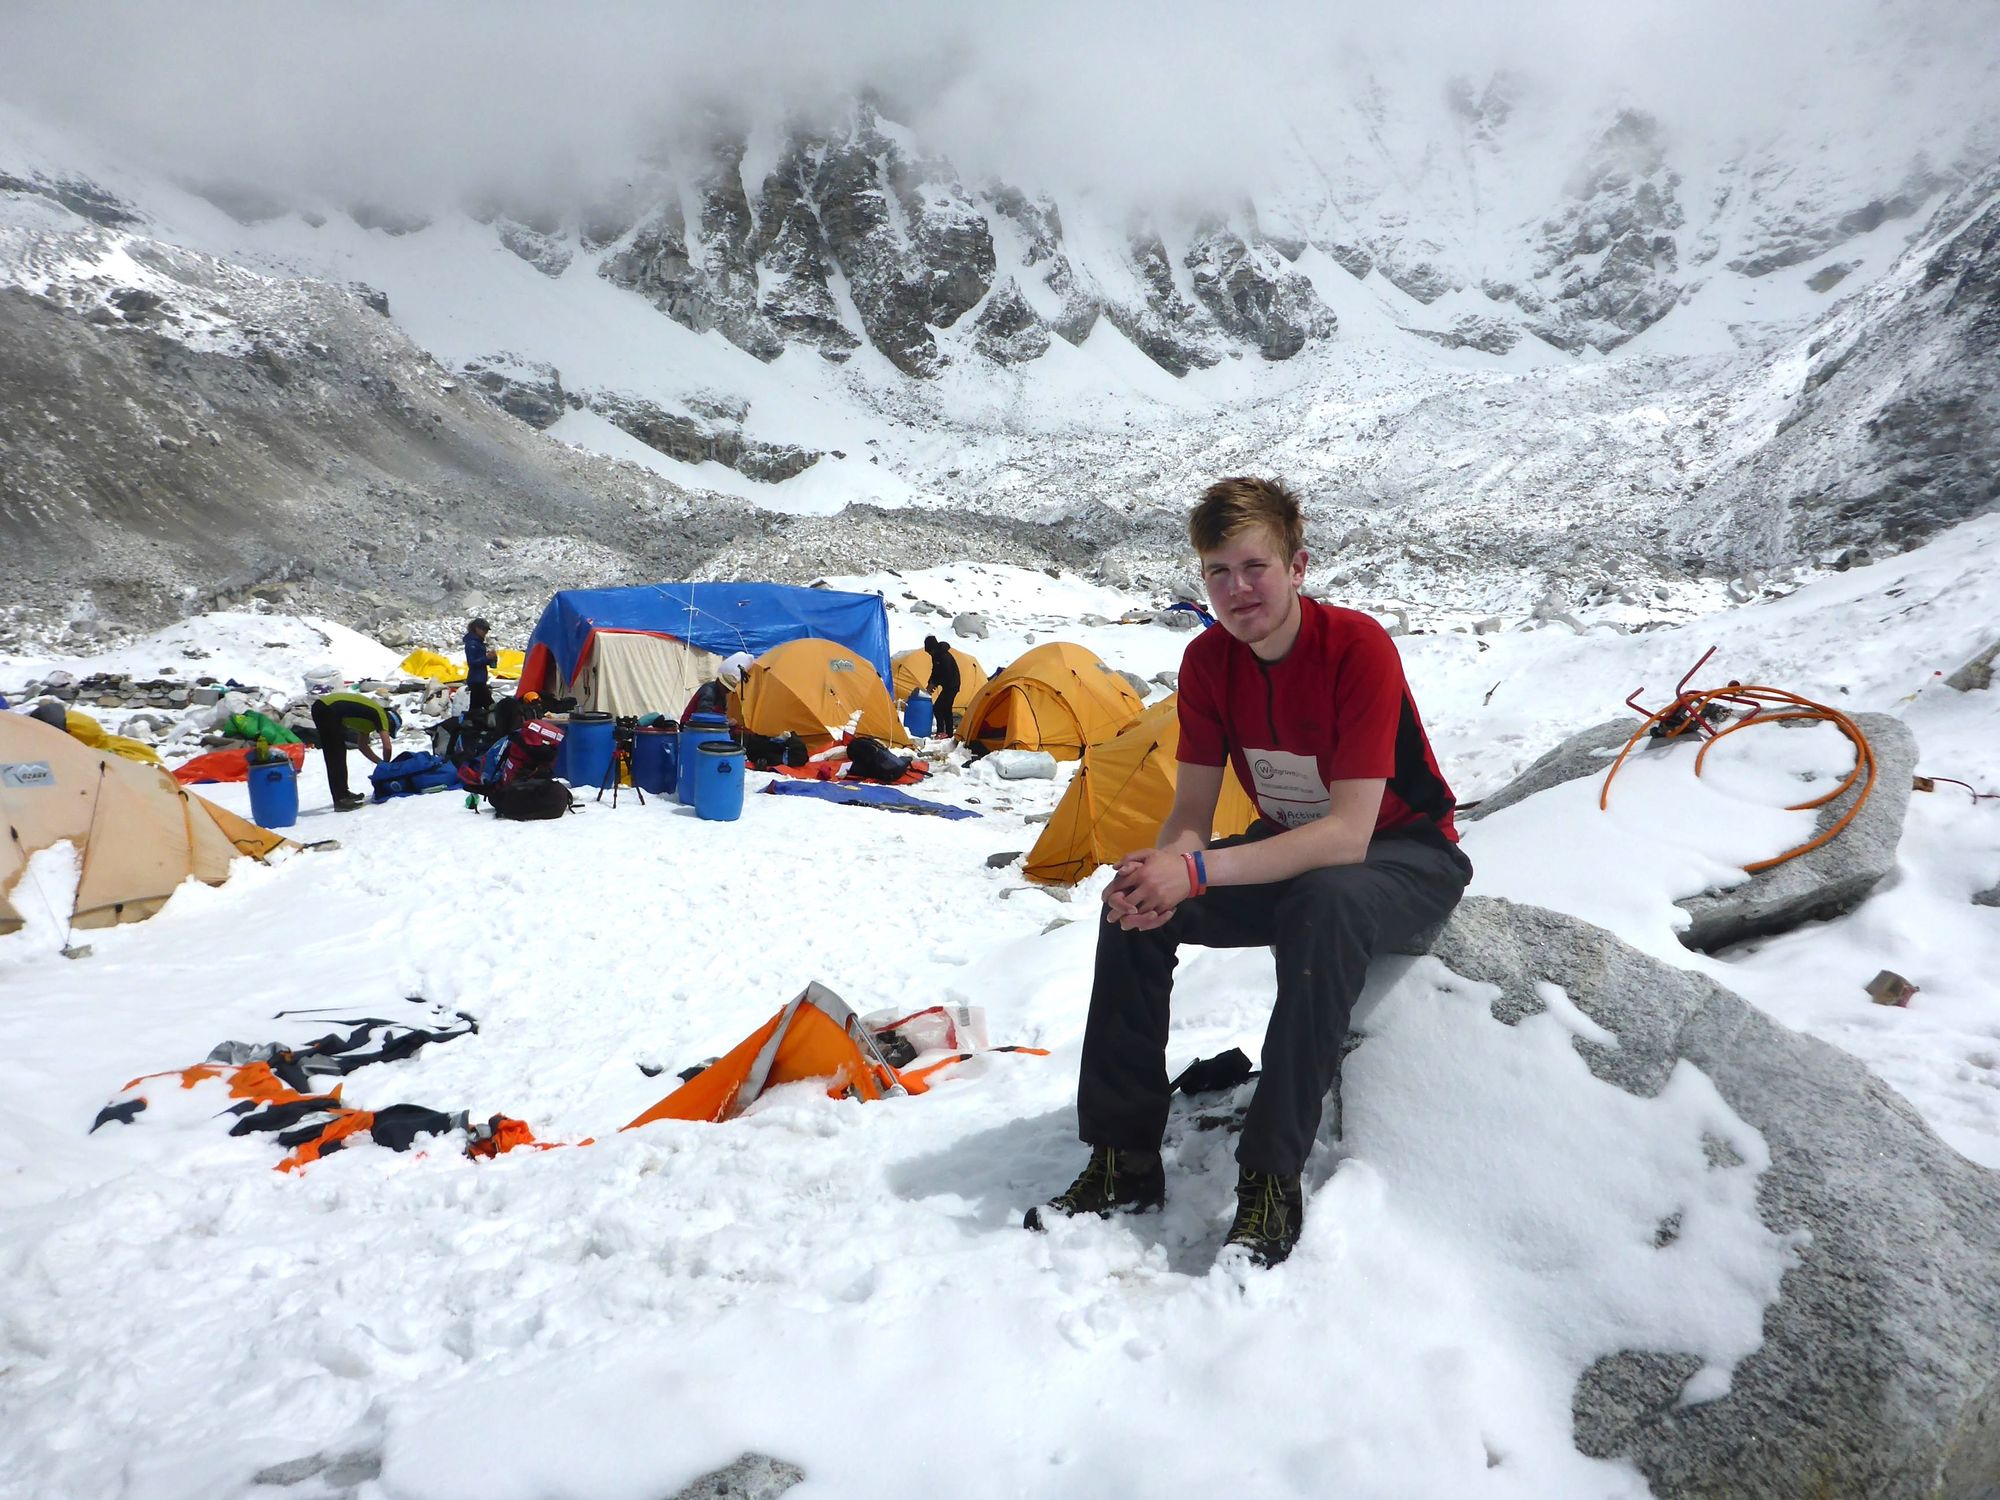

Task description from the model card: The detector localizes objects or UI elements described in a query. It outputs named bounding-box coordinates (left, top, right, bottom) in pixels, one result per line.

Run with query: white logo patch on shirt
left=1244, top=747, right=1328, bottom=828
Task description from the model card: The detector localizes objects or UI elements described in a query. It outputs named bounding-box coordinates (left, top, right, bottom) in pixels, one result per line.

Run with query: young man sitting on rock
left=1026, top=476, right=1472, bottom=1266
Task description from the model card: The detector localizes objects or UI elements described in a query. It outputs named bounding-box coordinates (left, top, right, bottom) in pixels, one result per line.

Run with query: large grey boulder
left=1427, top=896, right=2000, bottom=1500
left=1676, top=713, right=1917, bottom=952
left=1461, top=717, right=1640, bottom=823
left=1462, top=713, right=1918, bottom=954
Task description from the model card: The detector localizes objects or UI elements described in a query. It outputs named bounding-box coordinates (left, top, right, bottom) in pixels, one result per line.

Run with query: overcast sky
left=3, top=0, right=1994, bottom=207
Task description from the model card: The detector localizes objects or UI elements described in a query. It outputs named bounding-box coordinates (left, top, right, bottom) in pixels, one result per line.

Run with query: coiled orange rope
left=1598, top=684, right=1876, bottom=874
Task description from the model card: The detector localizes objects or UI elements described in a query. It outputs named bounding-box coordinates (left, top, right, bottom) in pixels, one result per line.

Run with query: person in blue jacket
left=464, top=618, right=498, bottom=719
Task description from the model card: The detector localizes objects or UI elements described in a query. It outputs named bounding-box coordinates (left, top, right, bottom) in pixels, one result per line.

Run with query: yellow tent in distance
left=739, top=638, right=910, bottom=749
left=955, top=641, right=1142, bottom=760
left=1025, top=694, right=1260, bottom=884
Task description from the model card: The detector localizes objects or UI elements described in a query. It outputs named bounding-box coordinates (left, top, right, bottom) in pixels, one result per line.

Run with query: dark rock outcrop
left=1183, top=224, right=1336, bottom=359
left=460, top=355, right=567, bottom=430
left=972, top=280, right=1052, bottom=365
left=587, top=391, right=819, bottom=482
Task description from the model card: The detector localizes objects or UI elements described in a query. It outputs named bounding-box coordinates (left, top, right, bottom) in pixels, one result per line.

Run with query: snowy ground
left=3, top=524, right=1998, bottom=1499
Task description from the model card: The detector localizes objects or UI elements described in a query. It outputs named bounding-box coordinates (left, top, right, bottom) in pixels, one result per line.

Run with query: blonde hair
left=1188, top=476, right=1305, bottom=559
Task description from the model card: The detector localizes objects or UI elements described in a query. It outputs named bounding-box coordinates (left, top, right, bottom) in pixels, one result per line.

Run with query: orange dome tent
left=1024, top=695, right=1260, bottom=884
left=890, top=646, right=988, bottom=706
left=955, top=641, right=1143, bottom=760
left=739, top=638, right=910, bottom=750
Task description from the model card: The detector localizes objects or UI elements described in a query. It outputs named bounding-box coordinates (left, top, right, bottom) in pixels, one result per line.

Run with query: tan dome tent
left=1025, top=695, right=1260, bottom=884
left=955, top=641, right=1143, bottom=760
left=890, top=646, right=988, bottom=706
left=740, top=638, right=910, bottom=750
left=1, top=711, right=290, bottom=936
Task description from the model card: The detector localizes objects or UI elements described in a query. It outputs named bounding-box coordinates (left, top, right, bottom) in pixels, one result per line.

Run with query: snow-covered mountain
left=2, top=8, right=1997, bottom=646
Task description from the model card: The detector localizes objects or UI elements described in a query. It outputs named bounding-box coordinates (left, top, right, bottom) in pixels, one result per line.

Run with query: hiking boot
left=1023, top=1146, right=1165, bottom=1231
left=1221, top=1169, right=1304, bottom=1267
left=333, top=792, right=367, bottom=812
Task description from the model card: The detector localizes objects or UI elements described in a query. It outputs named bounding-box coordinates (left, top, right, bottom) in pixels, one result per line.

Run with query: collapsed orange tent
left=625, top=983, right=1046, bottom=1128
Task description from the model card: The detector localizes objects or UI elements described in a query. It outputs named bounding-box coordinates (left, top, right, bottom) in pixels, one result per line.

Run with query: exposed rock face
left=0, top=169, right=140, bottom=227
left=1686, top=163, right=2000, bottom=565
left=495, top=219, right=572, bottom=279
left=990, top=187, right=1099, bottom=345
left=1729, top=174, right=1946, bottom=279
left=1527, top=111, right=1685, bottom=351
left=1102, top=229, right=1225, bottom=376
left=602, top=139, right=786, bottom=363
left=1184, top=224, right=1337, bottom=359
left=461, top=354, right=567, bottom=430
left=972, top=280, right=1052, bottom=365
left=1427, top=897, right=2000, bottom=1500
left=586, top=391, right=820, bottom=482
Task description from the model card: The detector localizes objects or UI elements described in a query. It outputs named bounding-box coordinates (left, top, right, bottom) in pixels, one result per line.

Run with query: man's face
left=1200, top=526, right=1306, bottom=649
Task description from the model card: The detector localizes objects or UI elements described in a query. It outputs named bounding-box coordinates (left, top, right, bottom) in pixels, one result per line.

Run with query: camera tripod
left=596, top=724, right=644, bottom=807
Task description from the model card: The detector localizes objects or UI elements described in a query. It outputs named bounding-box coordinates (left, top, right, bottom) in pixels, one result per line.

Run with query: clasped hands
left=1103, top=846, right=1197, bottom=931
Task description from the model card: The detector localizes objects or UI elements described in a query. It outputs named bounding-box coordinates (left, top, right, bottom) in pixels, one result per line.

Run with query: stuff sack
left=370, top=751, right=459, bottom=800
left=846, top=735, right=914, bottom=784
left=487, top=776, right=573, bottom=821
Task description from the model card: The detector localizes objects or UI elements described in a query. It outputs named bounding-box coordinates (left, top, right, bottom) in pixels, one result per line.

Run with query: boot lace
left=1231, top=1171, right=1290, bottom=1242
left=1053, top=1145, right=1120, bottom=1213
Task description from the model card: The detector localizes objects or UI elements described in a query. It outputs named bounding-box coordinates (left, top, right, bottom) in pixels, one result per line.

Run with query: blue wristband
left=1191, top=849, right=1208, bottom=890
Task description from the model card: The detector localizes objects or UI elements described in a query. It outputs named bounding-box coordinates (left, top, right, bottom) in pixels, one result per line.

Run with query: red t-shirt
left=1177, top=597, right=1458, bottom=841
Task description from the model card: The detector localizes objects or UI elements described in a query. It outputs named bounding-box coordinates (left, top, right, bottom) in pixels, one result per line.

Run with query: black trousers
left=469, top=681, right=493, bottom=718
left=1077, top=825, right=1473, bottom=1176
left=933, top=688, right=956, bottom=736
left=309, top=698, right=356, bottom=800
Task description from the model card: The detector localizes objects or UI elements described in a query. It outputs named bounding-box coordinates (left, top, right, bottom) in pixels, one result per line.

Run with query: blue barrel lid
left=686, top=713, right=730, bottom=728
left=696, top=739, right=745, bottom=755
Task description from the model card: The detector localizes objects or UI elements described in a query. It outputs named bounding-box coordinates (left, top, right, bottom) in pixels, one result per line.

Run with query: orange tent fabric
left=739, top=638, right=910, bottom=750
left=625, top=982, right=906, bottom=1126
left=954, top=641, right=1143, bottom=760
left=1025, top=695, right=1260, bottom=884
left=172, top=743, right=309, bottom=785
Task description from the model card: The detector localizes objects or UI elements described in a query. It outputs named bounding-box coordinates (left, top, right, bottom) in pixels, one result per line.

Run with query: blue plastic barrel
left=903, top=690, right=934, bottom=739
left=246, top=756, right=299, bottom=829
left=632, top=727, right=678, bottom=795
left=678, top=713, right=734, bottom=805
left=562, top=712, right=616, bottom=790
left=691, top=739, right=746, bottom=822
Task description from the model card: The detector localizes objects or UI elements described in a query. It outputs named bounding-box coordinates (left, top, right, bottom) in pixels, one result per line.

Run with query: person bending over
left=309, top=690, right=399, bottom=812
left=1026, top=476, right=1471, bottom=1267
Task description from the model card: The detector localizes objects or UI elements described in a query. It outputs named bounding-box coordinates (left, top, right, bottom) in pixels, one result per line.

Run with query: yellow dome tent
left=1024, top=695, right=1261, bottom=884
left=0, top=711, right=290, bottom=936
left=739, top=638, right=910, bottom=749
left=890, top=646, right=988, bottom=706
left=955, top=641, right=1143, bottom=760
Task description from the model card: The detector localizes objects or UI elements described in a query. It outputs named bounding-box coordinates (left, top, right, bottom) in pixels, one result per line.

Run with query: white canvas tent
left=564, top=630, right=721, bottom=718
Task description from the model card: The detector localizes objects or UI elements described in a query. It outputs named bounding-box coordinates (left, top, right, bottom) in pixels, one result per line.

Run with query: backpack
left=743, top=730, right=810, bottom=771
left=847, top=736, right=913, bottom=784
left=459, top=717, right=564, bottom=794
left=487, top=776, right=573, bottom=821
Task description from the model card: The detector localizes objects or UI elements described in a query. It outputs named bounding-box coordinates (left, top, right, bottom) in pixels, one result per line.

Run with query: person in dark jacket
left=923, top=636, right=961, bottom=738
left=309, top=691, right=399, bottom=811
left=463, top=618, right=498, bottom=719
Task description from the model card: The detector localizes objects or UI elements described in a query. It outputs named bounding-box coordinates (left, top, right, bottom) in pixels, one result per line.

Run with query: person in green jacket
left=309, top=691, right=399, bottom=811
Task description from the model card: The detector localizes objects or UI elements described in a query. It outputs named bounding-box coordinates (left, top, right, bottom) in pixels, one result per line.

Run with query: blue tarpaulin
left=519, top=582, right=891, bottom=697
left=762, top=780, right=981, bottom=820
